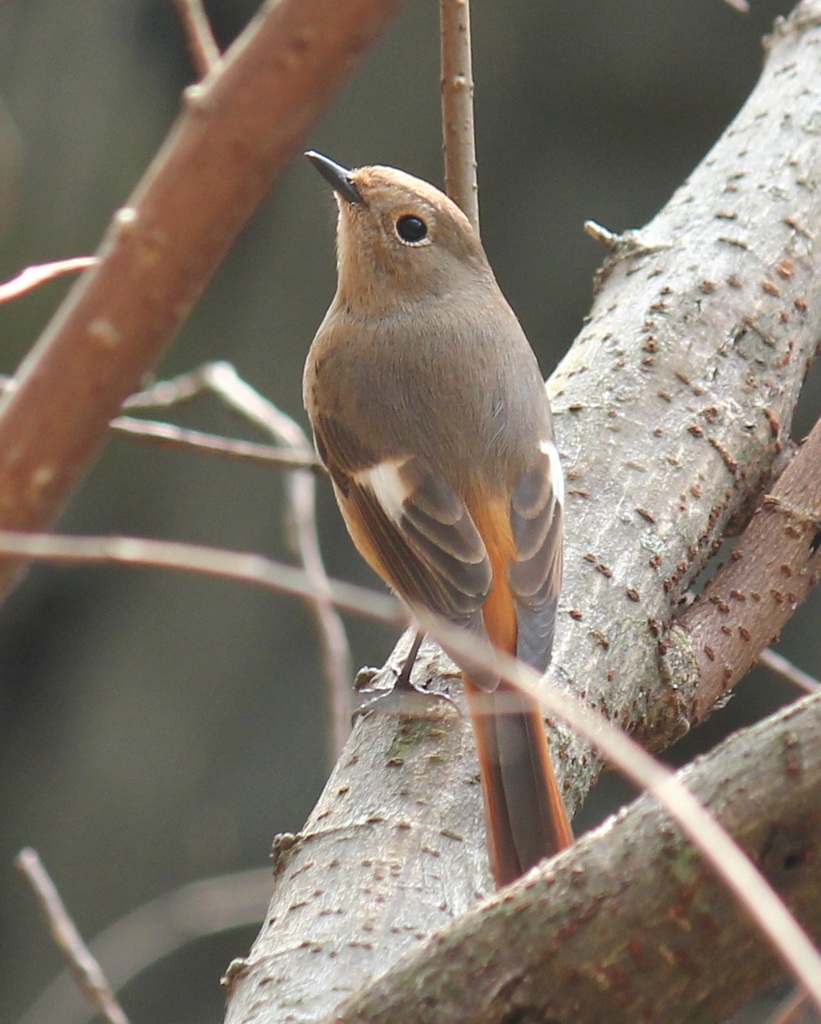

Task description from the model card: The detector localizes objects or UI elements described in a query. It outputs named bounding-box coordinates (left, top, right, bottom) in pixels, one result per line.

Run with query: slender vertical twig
left=173, top=0, right=221, bottom=78
left=15, top=849, right=130, bottom=1024
left=127, top=363, right=353, bottom=761
left=439, top=0, right=479, bottom=233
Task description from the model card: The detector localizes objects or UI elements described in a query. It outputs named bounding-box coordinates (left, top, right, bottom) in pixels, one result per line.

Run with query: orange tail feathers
left=464, top=674, right=573, bottom=888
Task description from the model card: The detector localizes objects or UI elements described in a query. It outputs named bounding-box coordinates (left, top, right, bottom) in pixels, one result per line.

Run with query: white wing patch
left=540, top=439, right=565, bottom=507
left=353, top=459, right=411, bottom=524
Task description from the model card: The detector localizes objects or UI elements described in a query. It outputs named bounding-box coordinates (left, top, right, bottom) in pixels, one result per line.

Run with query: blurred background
left=0, top=1, right=817, bottom=1022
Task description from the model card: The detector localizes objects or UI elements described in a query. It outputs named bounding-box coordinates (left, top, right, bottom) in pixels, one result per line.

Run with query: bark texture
left=324, top=692, right=821, bottom=1024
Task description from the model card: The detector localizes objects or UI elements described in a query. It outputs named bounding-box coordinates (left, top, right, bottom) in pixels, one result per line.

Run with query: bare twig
left=110, top=414, right=325, bottom=473
left=439, top=0, right=479, bottom=232
left=0, top=0, right=408, bottom=605
left=766, top=987, right=812, bottom=1024
left=0, top=529, right=400, bottom=625
left=15, top=848, right=130, bottom=1024
left=18, top=867, right=272, bottom=1024
left=583, top=219, right=621, bottom=250
left=125, top=361, right=351, bottom=760
left=759, top=647, right=820, bottom=694
left=173, top=0, right=220, bottom=78
left=0, top=257, right=96, bottom=302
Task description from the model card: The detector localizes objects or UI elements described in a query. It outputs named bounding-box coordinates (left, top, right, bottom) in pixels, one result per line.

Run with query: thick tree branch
left=0, top=0, right=407, bottom=601
left=224, top=4, right=821, bottom=1021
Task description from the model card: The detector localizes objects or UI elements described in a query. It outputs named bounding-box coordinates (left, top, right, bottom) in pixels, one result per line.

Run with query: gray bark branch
left=324, top=691, right=821, bottom=1024
left=224, top=4, right=821, bottom=1022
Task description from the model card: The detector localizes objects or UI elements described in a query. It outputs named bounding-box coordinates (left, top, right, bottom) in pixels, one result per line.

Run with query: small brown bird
left=303, top=152, right=573, bottom=887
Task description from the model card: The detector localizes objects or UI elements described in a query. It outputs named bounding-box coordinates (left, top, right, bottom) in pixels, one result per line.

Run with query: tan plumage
left=304, top=152, right=572, bottom=886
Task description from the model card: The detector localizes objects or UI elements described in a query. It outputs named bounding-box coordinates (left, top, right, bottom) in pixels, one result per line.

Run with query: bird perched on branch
left=304, top=151, right=572, bottom=887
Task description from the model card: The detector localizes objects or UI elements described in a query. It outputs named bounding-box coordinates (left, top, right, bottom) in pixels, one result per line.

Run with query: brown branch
left=111, top=414, right=325, bottom=473
left=173, top=0, right=220, bottom=78
left=682, top=414, right=821, bottom=722
left=15, top=849, right=130, bottom=1024
left=439, top=0, right=479, bottom=232
left=0, top=0, right=408, bottom=604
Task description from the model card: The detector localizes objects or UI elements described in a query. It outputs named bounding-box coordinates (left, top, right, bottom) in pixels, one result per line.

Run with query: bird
left=303, top=151, right=573, bottom=887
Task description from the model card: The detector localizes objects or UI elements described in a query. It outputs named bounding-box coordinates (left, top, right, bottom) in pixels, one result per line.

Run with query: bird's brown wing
left=314, top=412, right=492, bottom=625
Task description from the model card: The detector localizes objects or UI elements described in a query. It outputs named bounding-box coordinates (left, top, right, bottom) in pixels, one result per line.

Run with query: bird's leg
left=353, top=630, right=458, bottom=721
left=392, top=629, right=425, bottom=690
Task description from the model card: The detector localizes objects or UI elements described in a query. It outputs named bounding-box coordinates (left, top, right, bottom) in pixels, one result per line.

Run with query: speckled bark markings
left=225, top=641, right=493, bottom=1023
left=545, top=2, right=821, bottom=779
left=684, top=412, right=821, bottom=720
left=328, top=693, right=821, bottom=1024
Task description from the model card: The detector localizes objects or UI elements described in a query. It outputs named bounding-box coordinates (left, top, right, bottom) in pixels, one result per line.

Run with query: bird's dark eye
left=395, top=214, right=428, bottom=243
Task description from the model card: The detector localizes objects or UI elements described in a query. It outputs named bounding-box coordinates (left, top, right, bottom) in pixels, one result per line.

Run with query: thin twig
left=0, top=257, right=96, bottom=303
left=125, top=362, right=352, bottom=760
left=17, top=867, right=272, bottom=1024
left=15, top=848, right=130, bottom=1024
left=583, top=219, right=622, bottom=251
left=439, top=0, right=479, bottom=233
left=759, top=647, right=820, bottom=694
left=766, top=987, right=811, bottom=1024
left=0, top=529, right=400, bottom=625
left=110, top=414, right=325, bottom=473
left=1, top=379, right=326, bottom=471
left=173, top=0, right=220, bottom=78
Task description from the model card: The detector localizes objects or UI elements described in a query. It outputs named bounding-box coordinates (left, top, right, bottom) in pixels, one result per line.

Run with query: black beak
left=305, top=151, right=362, bottom=205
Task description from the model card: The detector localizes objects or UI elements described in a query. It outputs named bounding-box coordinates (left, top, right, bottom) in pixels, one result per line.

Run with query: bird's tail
left=464, top=675, right=573, bottom=888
